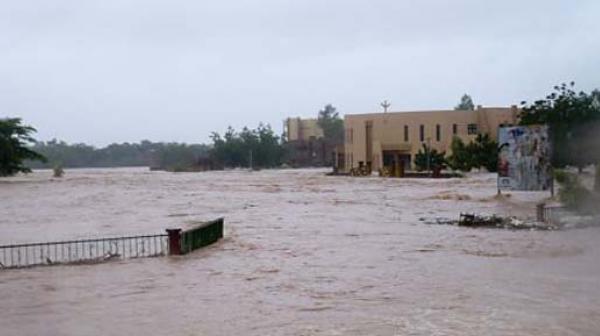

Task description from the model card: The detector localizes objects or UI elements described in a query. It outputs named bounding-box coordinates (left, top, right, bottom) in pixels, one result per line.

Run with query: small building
left=285, top=118, right=324, bottom=142
left=341, top=106, right=519, bottom=173
left=283, top=117, right=334, bottom=167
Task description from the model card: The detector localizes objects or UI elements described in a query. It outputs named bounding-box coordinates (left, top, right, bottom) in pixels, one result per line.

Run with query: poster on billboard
left=497, top=125, right=552, bottom=191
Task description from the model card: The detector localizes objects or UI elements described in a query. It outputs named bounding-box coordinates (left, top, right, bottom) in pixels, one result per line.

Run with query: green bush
left=446, top=137, right=473, bottom=171
left=446, top=135, right=498, bottom=172
left=555, top=170, right=599, bottom=214
left=414, top=144, right=446, bottom=171
left=52, top=164, right=64, bottom=178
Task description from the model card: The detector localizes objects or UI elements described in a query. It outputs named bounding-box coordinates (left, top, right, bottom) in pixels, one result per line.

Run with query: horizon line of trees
left=3, top=103, right=345, bottom=173
left=28, top=139, right=210, bottom=170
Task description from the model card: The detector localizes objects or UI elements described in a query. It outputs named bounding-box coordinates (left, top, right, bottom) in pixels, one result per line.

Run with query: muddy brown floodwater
left=1, top=168, right=599, bottom=335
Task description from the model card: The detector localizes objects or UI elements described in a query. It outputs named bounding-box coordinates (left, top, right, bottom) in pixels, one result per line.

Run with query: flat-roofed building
left=342, top=106, right=519, bottom=173
left=285, top=118, right=324, bottom=142
left=283, top=117, right=332, bottom=167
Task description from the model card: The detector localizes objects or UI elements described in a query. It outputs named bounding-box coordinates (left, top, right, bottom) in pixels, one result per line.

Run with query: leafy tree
left=554, top=170, right=599, bottom=214
left=454, top=94, right=475, bottom=111
left=471, top=134, right=498, bottom=172
left=414, top=144, right=446, bottom=171
left=519, top=82, right=600, bottom=170
left=446, top=135, right=498, bottom=172
left=446, top=137, right=474, bottom=171
left=210, top=124, right=283, bottom=168
left=0, top=118, right=46, bottom=176
left=317, top=104, right=344, bottom=145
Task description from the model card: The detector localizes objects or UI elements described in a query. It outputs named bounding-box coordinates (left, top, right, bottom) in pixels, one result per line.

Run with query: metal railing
left=0, top=234, right=169, bottom=269
left=180, top=218, right=224, bottom=254
left=540, top=204, right=567, bottom=225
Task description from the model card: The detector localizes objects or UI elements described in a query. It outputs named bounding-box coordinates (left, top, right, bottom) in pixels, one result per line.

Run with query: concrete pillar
left=166, top=228, right=182, bottom=255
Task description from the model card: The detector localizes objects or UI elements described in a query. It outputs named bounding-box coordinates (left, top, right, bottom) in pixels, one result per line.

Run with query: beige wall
left=343, top=106, right=518, bottom=171
left=285, top=118, right=324, bottom=141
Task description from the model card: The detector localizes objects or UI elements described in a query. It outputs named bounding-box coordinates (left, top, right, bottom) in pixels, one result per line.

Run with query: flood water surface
left=1, top=168, right=599, bottom=335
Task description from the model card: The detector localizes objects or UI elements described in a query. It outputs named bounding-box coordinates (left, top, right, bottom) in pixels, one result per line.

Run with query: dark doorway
left=382, top=151, right=411, bottom=177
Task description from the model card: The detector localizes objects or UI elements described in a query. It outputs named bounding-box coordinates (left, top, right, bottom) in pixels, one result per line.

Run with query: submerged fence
left=537, top=203, right=567, bottom=225
left=0, top=218, right=224, bottom=270
left=166, top=217, right=224, bottom=255
left=0, top=234, right=169, bottom=269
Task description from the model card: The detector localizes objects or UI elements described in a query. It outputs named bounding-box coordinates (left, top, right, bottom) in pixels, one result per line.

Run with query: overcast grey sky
left=1, top=0, right=599, bottom=146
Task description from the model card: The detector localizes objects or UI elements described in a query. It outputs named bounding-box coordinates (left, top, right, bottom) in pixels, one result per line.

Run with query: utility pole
left=249, top=149, right=253, bottom=171
left=380, top=100, right=391, bottom=113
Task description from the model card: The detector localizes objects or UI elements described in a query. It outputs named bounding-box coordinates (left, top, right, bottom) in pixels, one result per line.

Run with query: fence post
left=166, top=229, right=182, bottom=255
left=217, top=218, right=224, bottom=239
left=536, top=203, right=545, bottom=222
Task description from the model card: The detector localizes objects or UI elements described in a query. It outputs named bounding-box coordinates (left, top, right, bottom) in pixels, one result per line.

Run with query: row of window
left=418, top=123, right=478, bottom=141
left=346, top=123, right=479, bottom=144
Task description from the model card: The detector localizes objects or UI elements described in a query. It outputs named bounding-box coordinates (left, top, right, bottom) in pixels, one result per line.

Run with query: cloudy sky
left=1, top=0, right=599, bottom=146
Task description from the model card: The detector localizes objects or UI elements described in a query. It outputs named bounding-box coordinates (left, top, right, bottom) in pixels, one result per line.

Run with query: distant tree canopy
left=454, top=94, right=475, bottom=111
left=519, top=82, right=600, bottom=169
left=0, top=118, right=46, bottom=176
left=151, top=143, right=211, bottom=171
left=210, top=124, right=283, bottom=168
left=26, top=124, right=285, bottom=171
left=317, top=104, right=344, bottom=145
left=446, top=135, right=499, bottom=173
left=30, top=140, right=209, bottom=170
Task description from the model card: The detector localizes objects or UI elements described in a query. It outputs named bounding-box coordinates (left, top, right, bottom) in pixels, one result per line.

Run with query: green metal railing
left=180, top=218, right=224, bottom=254
left=1, top=217, right=225, bottom=270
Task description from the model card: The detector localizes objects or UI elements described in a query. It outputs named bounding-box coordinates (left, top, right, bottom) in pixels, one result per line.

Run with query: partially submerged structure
left=338, top=106, right=519, bottom=174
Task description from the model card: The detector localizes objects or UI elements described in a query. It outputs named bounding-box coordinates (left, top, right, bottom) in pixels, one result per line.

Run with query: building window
left=419, top=125, right=425, bottom=142
left=436, top=124, right=441, bottom=142
left=453, top=124, right=458, bottom=135
left=467, top=123, right=478, bottom=135
left=404, top=125, right=409, bottom=142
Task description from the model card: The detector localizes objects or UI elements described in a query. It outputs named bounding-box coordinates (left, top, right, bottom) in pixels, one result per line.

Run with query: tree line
left=28, top=139, right=210, bottom=171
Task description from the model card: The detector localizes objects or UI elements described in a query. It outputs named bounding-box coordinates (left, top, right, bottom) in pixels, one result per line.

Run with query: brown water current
left=1, top=168, right=599, bottom=335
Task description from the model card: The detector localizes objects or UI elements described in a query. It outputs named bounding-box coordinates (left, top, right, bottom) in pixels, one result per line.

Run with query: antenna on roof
left=380, top=100, right=391, bottom=113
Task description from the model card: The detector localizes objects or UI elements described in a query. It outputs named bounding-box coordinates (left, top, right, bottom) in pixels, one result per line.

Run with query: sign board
left=497, top=125, right=552, bottom=191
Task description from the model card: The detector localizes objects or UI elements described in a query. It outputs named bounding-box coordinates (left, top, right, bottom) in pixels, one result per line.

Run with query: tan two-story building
left=341, top=106, right=519, bottom=173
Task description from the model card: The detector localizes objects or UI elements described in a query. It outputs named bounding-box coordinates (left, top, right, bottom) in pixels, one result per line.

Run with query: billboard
left=497, top=125, right=552, bottom=191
